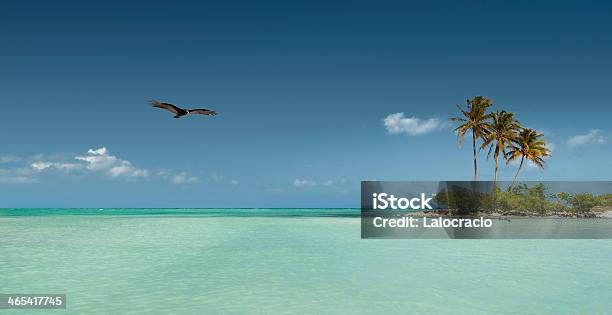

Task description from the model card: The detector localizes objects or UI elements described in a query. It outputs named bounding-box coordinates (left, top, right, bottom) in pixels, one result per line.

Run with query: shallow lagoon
left=1, top=209, right=611, bottom=314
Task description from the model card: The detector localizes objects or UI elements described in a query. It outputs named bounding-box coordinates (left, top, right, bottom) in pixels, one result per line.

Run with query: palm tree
left=505, top=128, right=551, bottom=189
left=480, top=110, right=521, bottom=183
left=450, top=96, right=493, bottom=180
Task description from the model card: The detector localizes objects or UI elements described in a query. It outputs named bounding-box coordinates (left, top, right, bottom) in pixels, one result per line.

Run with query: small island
left=427, top=96, right=611, bottom=219
left=430, top=183, right=612, bottom=218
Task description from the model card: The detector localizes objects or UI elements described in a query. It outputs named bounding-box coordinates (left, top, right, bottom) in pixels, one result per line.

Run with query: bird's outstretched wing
left=150, top=100, right=184, bottom=115
left=189, top=108, right=218, bottom=116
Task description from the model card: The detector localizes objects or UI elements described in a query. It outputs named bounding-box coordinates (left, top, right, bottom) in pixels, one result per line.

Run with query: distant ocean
left=2, top=208, right=611, bottom=314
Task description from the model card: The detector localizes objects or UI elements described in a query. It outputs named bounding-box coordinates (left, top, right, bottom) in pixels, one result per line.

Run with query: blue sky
left=1, top=0, right=610, bottom=207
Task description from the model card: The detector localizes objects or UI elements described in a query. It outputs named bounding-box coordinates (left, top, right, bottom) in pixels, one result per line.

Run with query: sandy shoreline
left=402, top=210, right=612, bottom=219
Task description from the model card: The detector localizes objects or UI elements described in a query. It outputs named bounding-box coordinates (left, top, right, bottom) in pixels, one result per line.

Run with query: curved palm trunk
left=510, top=156, right=524, bottom=190
left=472, top=131, right=477, bottom=181
left=493, top=154, right=499, bottom=183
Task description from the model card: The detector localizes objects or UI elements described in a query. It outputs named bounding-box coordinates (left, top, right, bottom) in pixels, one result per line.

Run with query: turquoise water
left=1, top=209, right=611, bottom=314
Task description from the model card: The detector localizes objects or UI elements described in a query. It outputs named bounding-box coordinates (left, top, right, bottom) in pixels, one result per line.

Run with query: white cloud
left=0, top=155, right=21, bottom=164
left=156, top=170, right=171, bottom=179
left=0, top=168, right=37, bottom=184
left=31, top=161, right=82, bottom=172
left=231, top=179, right=239, bottom=186
left=108, top=161, right=148, bottom=178
left=88, top=147, right=108, bottom=155
left=567, top=129, right=606, bottom=148
left=74, top=147, right=148, bottom=179
left=208, top=172, right=224, bottom=182
left=1, top=147, right=212, bottom=184
left=75, top=149, right=118, bottom=171
left=294, top=178, right=317, bottom=187
left=293, top=178, right=348, bottom=188
left=383, top=113, right=444, bottom=136
left=157, top=169, right=199, bottom=184
left=172, top=172, right=200, bottom=184
left=31, top=162, right=53, bottom=171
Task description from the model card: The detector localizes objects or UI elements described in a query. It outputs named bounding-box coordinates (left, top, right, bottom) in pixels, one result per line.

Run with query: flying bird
left=150, top=100, right=218, bottom=118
